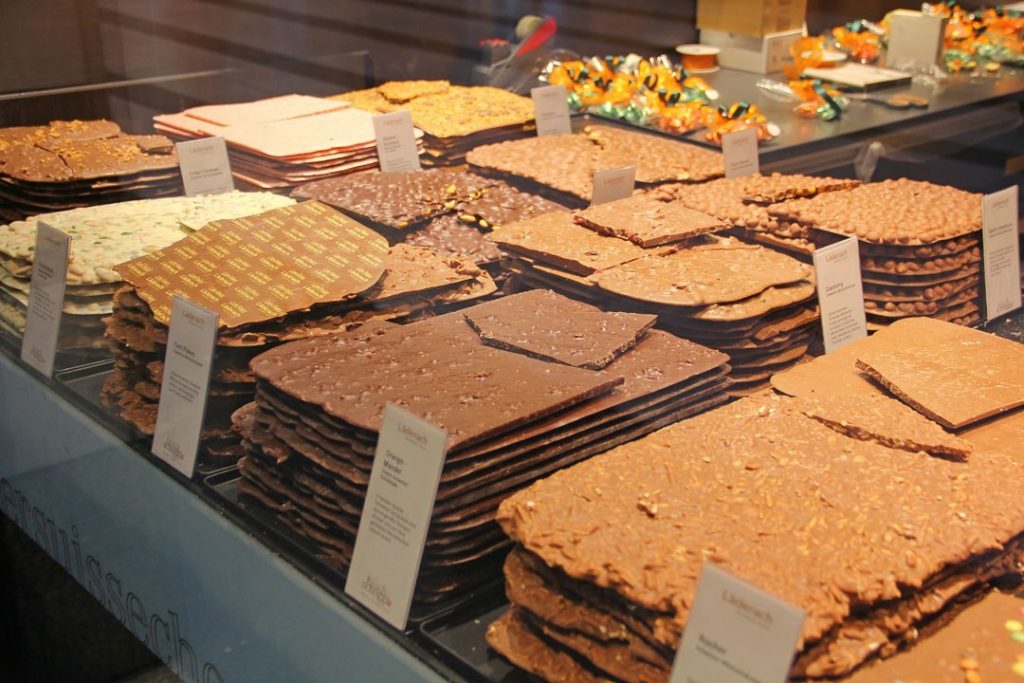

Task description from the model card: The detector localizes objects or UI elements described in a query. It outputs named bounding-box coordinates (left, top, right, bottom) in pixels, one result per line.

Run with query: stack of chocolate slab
left=293, top=169, right=562, bottom=266
left=235, top=289, right=731, bottom=604
left=154, top=94, right=421, bottom=189
left=495, top=206, right=818, bottom=394
left=649, top=172, right=860, bottom=259
left=333, top=81, right=535, bottom=166
left=101, top=200, right=496, bottom=463
left=0, top=191, right=295, bottom=352
left=466, top=126, right=725, bottom=208
left=489, top=340, right=1024, bottom=682
left=765, top=179, right=984, bottom=328
left=0, top=119, right=181, bottom=219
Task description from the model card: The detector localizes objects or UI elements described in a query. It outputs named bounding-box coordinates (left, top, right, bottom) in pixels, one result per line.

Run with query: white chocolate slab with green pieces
left=0, top=191, right=295, bottom=285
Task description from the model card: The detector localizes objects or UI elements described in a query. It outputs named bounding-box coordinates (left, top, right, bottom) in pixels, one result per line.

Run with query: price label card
left=151, top=296, right=218, bottom=477
left=176, top=137, right=235, bottom=196
left=345, top=404, right=448, bottom=630
left=20, top=222, right=71, bottom=377
left=722, top=127, right=760, bottom=178
left=982, top=186, right=1022, bottom=321
left=671, top=564, right=805, bottom=683
left=591, top=165, right=636, bottom=205
left=531, top=84, right=572, bottom=137
left=373, top=110, right=421, bottom=172
left=813, top=237, right=867, bottom=354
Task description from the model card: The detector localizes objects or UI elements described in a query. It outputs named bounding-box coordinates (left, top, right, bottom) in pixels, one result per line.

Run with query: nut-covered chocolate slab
left=291, top=169, right=493, bottom=230
left=768, top=179, right=982, bottom=245
left=575, top=195, right=727, bottom=247
left=495, top=390, right=1024, bottom=668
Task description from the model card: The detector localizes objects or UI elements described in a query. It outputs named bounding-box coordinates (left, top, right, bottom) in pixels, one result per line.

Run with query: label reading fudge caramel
left=151, top=296, right=218, bottom=477
left=591, top=165, right=636, bottom=205
left=345, top=404, right=448, bottom=630
left=176, top=137, right=235, bottom=197
left=982, top=186, right=1022, bottom=321
left=813, top=237, right=867, bottom=354
left=722, top=127, right=760, bottom=178
left=373, top=110, right=422, bottom=173
left=672, top=563, right=805, bottom=683
left=531, top=84, right=572, bottom=137
left=20, top=222, right=70, bottom=377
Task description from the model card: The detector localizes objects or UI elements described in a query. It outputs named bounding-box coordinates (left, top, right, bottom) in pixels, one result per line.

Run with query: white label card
left=531, top=84, right=572, bottom=137
left=722, top=127, right=760, bottom=178
left=591, top=165, right=636, bottom=205
left=813, top=237, right=868, bottom=354
left=176, top=137, right=235, bottom=197
left=983, top=186, right=1022, bottom=321
left=373, top=111, right=421, bottom=172
left=20, top=222, right=70, bottom=377
left=151, top=296, right=218, bottom=477
left=671, top=564, right=805, bottom=683
left=345, top=404, right=448, bottom=630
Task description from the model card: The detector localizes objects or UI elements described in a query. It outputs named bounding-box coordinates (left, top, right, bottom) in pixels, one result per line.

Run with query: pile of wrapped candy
left=543, top=54, right=780, bottom=144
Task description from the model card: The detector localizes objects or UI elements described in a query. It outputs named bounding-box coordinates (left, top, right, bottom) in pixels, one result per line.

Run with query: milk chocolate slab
left=467, top=127, right=724, bottom=203
left=251, top=314, right=622, bottom=450
left=116, top=201, right=388, bottom=328
left=768, top=179, right=982, bottom=245
left=496, top=391, right=1024, bottom=655
left=794, top=392, right=972, bottom=460
left=649, top=176, right=770, bottom=228
left=463, top=289, right=656, bottom=370
left=575, top=195, right=727, bottom=247
left=590, top=238, right=813, bottom=307
left=855, top=326, right=1024, bottom=429
left=864, top=286, right=979, bottom=317
left=863, top=274, right=979, bottom=302
left=493, top=211, right=651, bottom=276
left=861, top=246, right=980, bottom=276
left=487, top=608, right=612, bottom=683
left=860, top=234, right=979, bottom=259
left=292, top=170, right=492, bottom=230
left=861, top=263, right=981, bottom=287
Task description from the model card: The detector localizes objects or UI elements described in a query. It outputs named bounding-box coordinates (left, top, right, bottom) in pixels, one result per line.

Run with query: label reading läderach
left=176, top=137, right=235, bottom=197
left=722, top=127, right=760, bottom=178
left=591, top=165, right=637, bottom=205
left=531, top=84, right=572, bottom=137
left=151, top=296, right=218, bottom=477
left=671, top=564, right=805, bottom=683
left=982, top=186, right=1022, bottom=321
left=813, top=236, right=867, bottom=354
left=373, top=111, right=421, bottom=172
left=20, top=222, right=71, bottom=377
left=345, top=404, right=448, bottom=630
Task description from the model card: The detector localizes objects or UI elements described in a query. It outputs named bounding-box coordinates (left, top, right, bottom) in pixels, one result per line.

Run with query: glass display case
left=1, top=2, right=1023, bottom=682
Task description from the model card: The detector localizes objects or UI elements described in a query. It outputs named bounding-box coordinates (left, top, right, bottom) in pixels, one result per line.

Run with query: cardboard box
left=885, top=9, right=946, bottom=71
left=700, top=27, right=805, bottom=74
left=697, top=0, right=807, bottom=38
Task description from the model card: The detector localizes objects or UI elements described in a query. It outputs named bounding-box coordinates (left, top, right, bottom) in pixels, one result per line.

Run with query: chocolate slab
left=403, top=214, right=501, bottom=264
left=768, top=179, right=981, bottom=245
left=115, top=201, right=389, bottom=328
left=742, top=173, right=861, bottom=204
left=454, top=181, right=565, bottom=231
left=463, top=289, right=656, bottom=370
left=495, top=391, right=1024, bottom=661
left=493, top=210, right=651, bottom=276
left=575, top=195, right=727, bottom=247
left=291, top=169, right=492, bottom=230
left=590, top=238, right=813, bottom=307
left=855, top=323, right=1024, bottom=429
left=251, top=313, right=622, bottom=450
